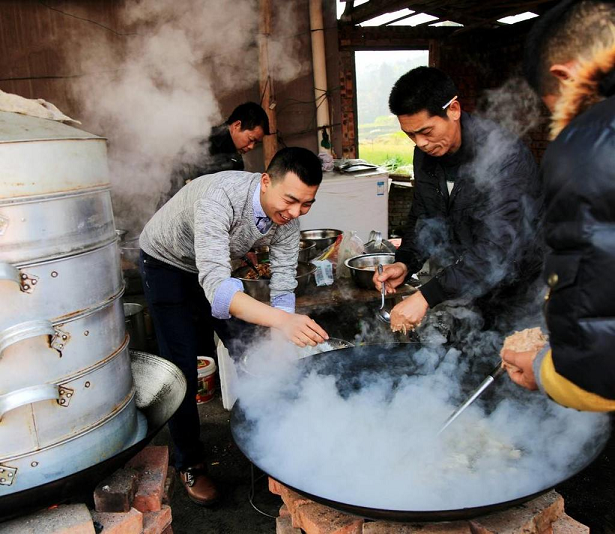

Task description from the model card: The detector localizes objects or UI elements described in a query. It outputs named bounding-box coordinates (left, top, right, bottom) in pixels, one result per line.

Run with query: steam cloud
left=235, top=340, right=609, bottom=511
left=62, top=0, right=307, bottom=233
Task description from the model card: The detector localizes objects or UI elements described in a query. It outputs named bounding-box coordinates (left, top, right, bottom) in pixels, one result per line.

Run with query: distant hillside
left=356, top=52, right=428, bottom=124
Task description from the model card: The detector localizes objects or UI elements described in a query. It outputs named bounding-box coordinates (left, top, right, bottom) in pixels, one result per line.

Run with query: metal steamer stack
left=0, top=111, right=145, bottom=496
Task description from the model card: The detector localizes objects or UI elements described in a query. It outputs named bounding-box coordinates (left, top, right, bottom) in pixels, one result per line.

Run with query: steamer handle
left=0, top=263, right=20, bottom=286
left=0, top=384, right=60, bottom=422
left=0, top=320, right=55, bottom=355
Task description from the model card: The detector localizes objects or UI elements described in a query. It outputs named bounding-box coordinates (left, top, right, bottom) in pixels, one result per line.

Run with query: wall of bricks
left=269, top=478, right=589, bottom=534
left=388, top=182, right=413, bottom=237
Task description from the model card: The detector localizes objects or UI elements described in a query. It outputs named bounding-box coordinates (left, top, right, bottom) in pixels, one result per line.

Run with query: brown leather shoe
left=179, top=464, right=219, bottom=506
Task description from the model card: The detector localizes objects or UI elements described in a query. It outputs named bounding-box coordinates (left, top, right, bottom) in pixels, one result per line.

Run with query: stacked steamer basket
left=0, top=111, right=145, bottom=496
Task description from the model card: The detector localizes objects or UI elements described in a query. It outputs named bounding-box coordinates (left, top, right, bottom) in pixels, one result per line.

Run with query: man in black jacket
left=501, top=0, right=615, bottom=411
left=162, top=101, right=270, bottom=203
left=375, top=67, right=544, bottom=334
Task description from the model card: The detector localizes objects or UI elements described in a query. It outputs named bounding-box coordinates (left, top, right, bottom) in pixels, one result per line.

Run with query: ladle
left=438, top=363, right=506, bottom=435
left=376, top=264, right=391, bottom=324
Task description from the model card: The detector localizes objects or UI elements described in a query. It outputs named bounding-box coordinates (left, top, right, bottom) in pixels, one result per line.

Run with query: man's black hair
left=226, top=102, right=270, bottom=135
left=524, top=0, right=615, bottom=96
left=266, top=147, right=322, bottom=186
left=389, top=67, right=458, bottom=118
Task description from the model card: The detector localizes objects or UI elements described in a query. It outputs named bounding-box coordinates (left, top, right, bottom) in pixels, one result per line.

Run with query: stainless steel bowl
left=345, top=253, right=396, bottom=289
left=232, top=261, right=316, bottom=302
left=300, top=229, right=343, bottom=254
left=253, top=239, right=317, bottom=264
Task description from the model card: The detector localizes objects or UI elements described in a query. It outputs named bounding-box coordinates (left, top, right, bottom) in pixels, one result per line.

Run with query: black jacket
left=539, top=63, right=615, bottom=403
left=164, top=125, right=244, bottom=203
left=396, top=113, right=544, bottom=316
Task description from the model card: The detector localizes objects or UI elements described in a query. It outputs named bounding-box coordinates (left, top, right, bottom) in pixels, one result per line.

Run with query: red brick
left=162, top=466, right=176, bottom=506
left=143, top=504, right=172, bottom=534
left=469, top=491, right=565, bottom=534
left=269, top=477, right=284, bottom=495
left=277, top=515, right=303, bottom=534
left=0, top=503, right=94, bottom=534
left=363, top=522, right=471, bottom=533
left=161, top=527, right=174, bottom=534
left=126, top=446, right=169, bottom=512
left=362, top=522, right=418, bottom=533
left=93, top=467, right=139, bottom=512
left=295, top=501, right=364, bottom=534
left=551, top=514, right=589, bottom=534
left=280, top=504, right=291, bottom=517
left=90, top=507, right=143, bottom=534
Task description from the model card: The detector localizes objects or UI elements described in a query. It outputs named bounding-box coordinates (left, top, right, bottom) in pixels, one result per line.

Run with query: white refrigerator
left=300, top=167, right=389, bottom=241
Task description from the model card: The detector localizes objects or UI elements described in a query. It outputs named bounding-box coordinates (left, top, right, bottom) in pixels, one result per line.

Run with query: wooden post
left=259, top=0, right=278, bottom=168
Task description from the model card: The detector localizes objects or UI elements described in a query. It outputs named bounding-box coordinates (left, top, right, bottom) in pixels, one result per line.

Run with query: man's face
left=260, top=171, right=318, bottom=226
left=229, top=120, right=265, bottom=154
left=397, top=102, right=462, bottom=157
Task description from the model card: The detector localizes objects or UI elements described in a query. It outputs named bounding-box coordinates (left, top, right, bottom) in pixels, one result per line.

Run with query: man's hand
left=273, top=313, right=329, bottom=347
left=389, top=291, right=429, bottom=332
left=373, top=262, right=408, bottom=293
left=500, top=347, right=539, bottom=391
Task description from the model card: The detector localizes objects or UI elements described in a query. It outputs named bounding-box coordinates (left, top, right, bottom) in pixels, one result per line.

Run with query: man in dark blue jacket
left=375, top=67, right=544, bottom=334
left=501, top=0, right=615, bottom=410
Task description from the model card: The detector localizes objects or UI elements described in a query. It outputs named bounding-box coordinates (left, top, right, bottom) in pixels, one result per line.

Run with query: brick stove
left=0, top=446, right=174, bottom=534
left=269, top=478, right=589, bottom=534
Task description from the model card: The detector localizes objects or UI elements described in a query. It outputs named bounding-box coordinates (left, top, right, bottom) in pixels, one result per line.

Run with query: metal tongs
left=438, top=363, right=506, bottom=435
left=243, top=255, right=261, bottom=279
left=376, top=264, right=391, bottom=324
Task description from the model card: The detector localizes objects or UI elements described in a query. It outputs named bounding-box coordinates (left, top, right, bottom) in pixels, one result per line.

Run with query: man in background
left=501, top=0, right=615, bottom=411
left=162, top=101, right=270, bottom=203
left=375, top=67, right=544, bottom=335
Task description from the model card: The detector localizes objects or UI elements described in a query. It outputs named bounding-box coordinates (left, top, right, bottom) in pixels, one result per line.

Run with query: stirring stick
left=438, top=363, right=506, bottom=435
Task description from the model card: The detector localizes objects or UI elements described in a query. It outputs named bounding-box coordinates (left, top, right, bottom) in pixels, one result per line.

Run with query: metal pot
left=0, top=188, right=116, bottom=265
left=252, top=239, right=317, bottom=265
left=299, top=229, right=342, bottom=253
left=0, top=339, right=134, bottom=457
left=232, top=343, right=611, bottom=522
left=124, top=302, right=148, bottom=351
left=0, top=350, right=184, bottom=515
left=0, top=293, right=126, bottom=389
left=345, top=253, right=396, bottom=289
left=0, top=240, right=123, bottom=331
left=233, top=262, right=316, bottom=302
left=0, top=111, right=109, bottom=200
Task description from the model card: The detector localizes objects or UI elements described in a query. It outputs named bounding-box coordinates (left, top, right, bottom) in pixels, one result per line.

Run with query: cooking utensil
left=300, top=229, right=342, bottom=254
left=0, top=350, right=186, bottom=519
left=438, top=363, right=506, bottom=435
left=233, top=262, right=316, bottom=302
left=345, top=253, right=396, bottom=289
left=231, top=343, right=611, bottom=522
left=242, top=255, right=261, bottom=279
left=377, top=264, right=391, bottom=324
left=252, top=239, right=316, bottom=265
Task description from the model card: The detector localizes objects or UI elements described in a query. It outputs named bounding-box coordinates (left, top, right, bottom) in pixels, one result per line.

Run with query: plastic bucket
left=196, top=356, right=217, bottom=404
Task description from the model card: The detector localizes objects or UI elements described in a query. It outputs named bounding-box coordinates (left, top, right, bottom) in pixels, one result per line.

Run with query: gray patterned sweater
left=140, top=171, right=299, bottom=307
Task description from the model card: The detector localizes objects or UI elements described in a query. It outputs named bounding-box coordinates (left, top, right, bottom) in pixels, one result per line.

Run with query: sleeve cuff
left=212, top=278, right=244, bottom=319
left=532, top=344, right=551, bottom=395
left=271, top=293, right=295, bottom=314
left=418, top=278, right=446, bottom=308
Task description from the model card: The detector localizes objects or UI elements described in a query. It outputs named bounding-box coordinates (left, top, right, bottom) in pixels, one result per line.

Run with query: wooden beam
left=258, top=0, right=278, bottom=167
left=339, top=24, right=457, bottom=50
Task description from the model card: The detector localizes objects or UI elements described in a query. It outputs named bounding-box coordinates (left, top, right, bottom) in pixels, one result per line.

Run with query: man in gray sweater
left=139, top=147, right=328, bottom=505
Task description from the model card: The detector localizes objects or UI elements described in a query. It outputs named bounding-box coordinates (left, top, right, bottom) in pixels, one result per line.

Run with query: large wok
left=231, top=343, right=611, bottom=522
left=0, top=350, right=186, bottom=520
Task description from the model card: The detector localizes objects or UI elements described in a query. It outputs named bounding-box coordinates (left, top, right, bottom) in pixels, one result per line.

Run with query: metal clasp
left=57, top=386, right=74, bottom=407
left=0, top=465, right=17, bottom=486
left=50, top=327, right=71, bottom=353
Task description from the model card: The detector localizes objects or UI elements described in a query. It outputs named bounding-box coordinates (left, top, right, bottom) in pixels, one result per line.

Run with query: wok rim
left=230, top=343, right=612, bottom=522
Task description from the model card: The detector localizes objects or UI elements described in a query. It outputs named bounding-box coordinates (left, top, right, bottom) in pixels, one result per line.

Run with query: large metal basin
left=300, top=229, right=342, bottom=254
left=345, top=253, right=396, bottom=289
